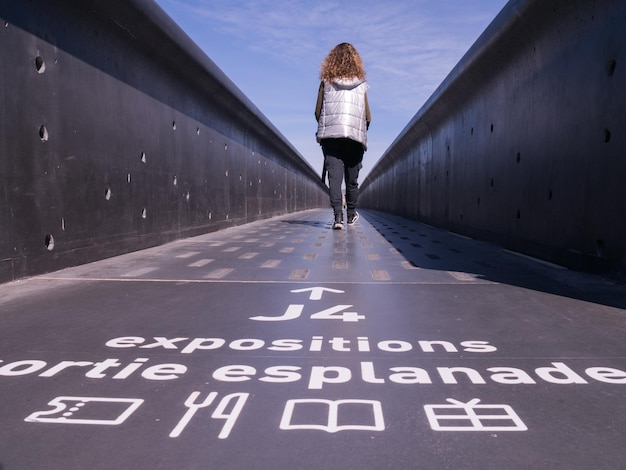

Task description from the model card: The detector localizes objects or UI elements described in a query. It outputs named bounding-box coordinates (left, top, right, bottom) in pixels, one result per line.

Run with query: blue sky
left=154, top=0, right=508, bottom=178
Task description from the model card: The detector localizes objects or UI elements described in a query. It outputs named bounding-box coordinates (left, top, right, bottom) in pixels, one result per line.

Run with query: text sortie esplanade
left=1, top=336, right=624, bottom=389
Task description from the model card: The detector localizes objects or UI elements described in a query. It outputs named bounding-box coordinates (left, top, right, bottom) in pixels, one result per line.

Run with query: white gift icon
left=424, top=398, right=527, bottom=431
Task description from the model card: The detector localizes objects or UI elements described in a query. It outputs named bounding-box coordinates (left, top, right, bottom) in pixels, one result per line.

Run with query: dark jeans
left=321, top=138, right=364, bottom=217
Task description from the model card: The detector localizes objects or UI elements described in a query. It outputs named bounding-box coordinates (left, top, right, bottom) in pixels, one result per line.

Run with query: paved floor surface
left=1, top=209, right=625, bottom=470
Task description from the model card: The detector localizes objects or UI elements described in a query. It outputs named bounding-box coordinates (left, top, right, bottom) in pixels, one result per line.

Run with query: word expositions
left=104, top=336, right=498, bottom=354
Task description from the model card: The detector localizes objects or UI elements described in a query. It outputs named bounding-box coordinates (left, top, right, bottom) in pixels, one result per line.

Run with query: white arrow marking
left=290, top=287, right=345, bottom=300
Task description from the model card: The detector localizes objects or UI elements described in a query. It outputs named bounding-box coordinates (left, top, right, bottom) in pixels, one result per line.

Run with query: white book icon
left=280, top=399, right=385, bottom=433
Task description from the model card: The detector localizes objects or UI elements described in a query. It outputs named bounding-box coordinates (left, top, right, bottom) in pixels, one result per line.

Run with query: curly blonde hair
left=320, top=43, right=366, bottom=81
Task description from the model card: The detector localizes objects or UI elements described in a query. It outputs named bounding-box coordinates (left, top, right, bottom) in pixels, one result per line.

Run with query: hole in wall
left=104, top=186, right=112, bottom=200
left=140, top=152, right=146, bottom=163
left=547, top=189, right=553, bottom=201
left=172, top=121, right=177, bottom=130
left=35, top=56, right=45, bottom=73
left=4, top=21, right=8, bottom=27
left=185, top=191, right=190, bottom=202
left=173, top=176, right=177, bottom=186
left=477, top=197, right=481, bottom=205
left=471, top=127, right=474, bottom=136
left=604, top=128, right=611, bottom=143
left=596, top=239, right=605, bottom=256
left=45, top=234, right=55, bottom=251
left=490, top=123, right=494, bottom=133
left=224, top=144, right=228, bottom=151
left=516, top=152, right=521, bottom=163
left=127, top=173, right=132, bottom=183
left=607, top=59, right=616, bottom=76
left=39, top=125, right=48, bottom=141
left=516, top=210, right=521, bottom=219
left=196, top=127, right=200, bottom=135
left=141, top=208, right=147, bottom=219
left=490, top=178, right=494, bottom=188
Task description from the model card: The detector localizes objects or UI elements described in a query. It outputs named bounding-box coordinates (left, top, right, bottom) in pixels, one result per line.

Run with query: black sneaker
left=347, top=211, right=359, bottom=226
left=333, top=214, right=343, bottom=230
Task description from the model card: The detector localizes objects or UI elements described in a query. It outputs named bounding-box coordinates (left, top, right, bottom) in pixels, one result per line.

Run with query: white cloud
left=169, top=0, right=503, bottom=111
left=156, top=0, right=508, bottom=173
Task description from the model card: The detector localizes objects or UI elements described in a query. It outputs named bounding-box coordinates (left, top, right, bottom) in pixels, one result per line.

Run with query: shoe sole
left=347, top=212, right=359, bottom=226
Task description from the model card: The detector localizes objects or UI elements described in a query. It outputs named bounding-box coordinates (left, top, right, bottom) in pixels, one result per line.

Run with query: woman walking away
left=315, top=43, right=371, bottom=230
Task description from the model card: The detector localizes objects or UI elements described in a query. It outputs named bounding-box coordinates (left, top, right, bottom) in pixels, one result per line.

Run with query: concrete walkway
left=1, top=209, right=625, bottom=469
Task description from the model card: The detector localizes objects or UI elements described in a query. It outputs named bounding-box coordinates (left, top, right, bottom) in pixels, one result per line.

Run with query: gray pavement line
left=501, top=249, right=567, bottom=269
left=36, top=276, right=490, bottom=286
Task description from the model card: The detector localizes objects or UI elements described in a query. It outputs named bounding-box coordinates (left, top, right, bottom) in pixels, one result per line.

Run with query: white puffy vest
left=316, top=77, right=368, bottom=149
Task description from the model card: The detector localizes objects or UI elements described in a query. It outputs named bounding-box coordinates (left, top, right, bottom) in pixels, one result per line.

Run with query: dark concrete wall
left=0, top=0, right=327, bottom=283
left=360, top=0, right=626, bottom=273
